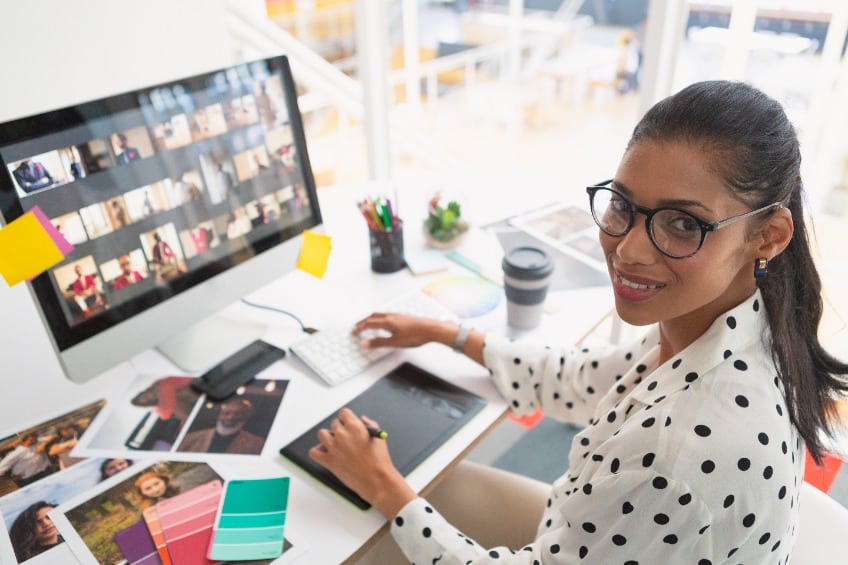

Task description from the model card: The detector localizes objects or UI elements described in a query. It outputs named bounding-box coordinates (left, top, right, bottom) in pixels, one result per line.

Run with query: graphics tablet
left=279, top=362, right=487, bottom=509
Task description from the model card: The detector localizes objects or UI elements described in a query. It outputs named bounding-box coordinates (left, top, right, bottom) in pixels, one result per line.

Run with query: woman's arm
left=353, top=313, right=486, bottom=366
left=308, top=408, right=417, bottom=519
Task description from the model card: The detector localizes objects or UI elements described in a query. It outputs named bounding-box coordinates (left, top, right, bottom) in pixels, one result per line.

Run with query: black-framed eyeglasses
left=586, top=179, right=783, bottom=259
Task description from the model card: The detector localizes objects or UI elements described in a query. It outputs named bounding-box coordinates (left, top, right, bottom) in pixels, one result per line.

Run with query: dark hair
left=629, top=80, right=848, bottom=463
left=99, top=457, right=132, bottom=481
left=9, top=501, right=57, bottom=561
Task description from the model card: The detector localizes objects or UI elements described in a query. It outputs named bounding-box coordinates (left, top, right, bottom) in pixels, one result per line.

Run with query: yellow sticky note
left=296, top=230, right=332, bottom=278
left=0, top=211, right=65, bottom=286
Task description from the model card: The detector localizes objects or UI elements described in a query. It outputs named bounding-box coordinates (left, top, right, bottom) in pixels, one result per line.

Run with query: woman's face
left=138, top=476, right=167, bottom=499
left=602, top=140, right=760, bottom=347
left=104, top=459, right=129, bottom=477
left=34, top=506, right=58, bottom=546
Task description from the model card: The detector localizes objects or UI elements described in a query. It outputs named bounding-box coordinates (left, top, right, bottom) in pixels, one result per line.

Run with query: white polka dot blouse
left=391, top=289, right=803, bottom=564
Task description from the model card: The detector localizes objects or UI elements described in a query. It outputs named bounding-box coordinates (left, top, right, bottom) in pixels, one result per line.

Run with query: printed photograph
left=176, top=379, right=289, bottom=456
left=80, top=375, right=201, bottom=455
left=59, top=461, right=223, bottom=565
left=0, top=457, right=121, bottom=564
left=0, top=400, right=106, bottom=498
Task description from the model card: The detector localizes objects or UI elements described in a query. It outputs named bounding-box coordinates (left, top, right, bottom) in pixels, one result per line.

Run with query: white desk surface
left=0, top=182, right=613, bottom=564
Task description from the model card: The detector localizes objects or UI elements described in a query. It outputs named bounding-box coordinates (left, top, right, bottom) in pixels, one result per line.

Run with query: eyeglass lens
left=590, top=187, right=705, bottom=258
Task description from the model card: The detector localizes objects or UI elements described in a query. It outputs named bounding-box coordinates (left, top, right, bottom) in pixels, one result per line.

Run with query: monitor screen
left=0, top=55, right=322, bottom=382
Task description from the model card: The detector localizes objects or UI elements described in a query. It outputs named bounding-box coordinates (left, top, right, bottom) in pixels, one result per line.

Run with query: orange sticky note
left=296, top=229, right=332, bottom=278
left=0, top=210, right=66, bottom=286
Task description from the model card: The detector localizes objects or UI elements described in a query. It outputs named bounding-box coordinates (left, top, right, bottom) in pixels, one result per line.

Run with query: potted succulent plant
left=423, top=192, right=469, bottom=248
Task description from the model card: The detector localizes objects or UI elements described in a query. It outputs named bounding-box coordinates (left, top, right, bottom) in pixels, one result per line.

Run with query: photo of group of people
left=75, top=374, right=288, bottom=459
left=0, top=400, right=118, bottom=564
left=6, top=73, right=290, bottom=198
left=0, top=401, right=106, bottom=498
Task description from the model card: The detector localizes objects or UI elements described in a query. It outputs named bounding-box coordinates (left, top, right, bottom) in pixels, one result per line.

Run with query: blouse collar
left=628, top=288, right=770, bottom=406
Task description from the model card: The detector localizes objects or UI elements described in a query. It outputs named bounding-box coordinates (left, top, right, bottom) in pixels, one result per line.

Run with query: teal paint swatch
left=208, top=477, right=290, bottom=560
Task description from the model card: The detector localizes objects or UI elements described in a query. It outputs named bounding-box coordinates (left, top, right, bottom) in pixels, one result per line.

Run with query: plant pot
left=422, top=224, right=468, bottom=249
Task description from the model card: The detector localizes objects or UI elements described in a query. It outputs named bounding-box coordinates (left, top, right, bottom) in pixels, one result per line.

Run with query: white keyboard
left=289, top=291, right=459, bottom=386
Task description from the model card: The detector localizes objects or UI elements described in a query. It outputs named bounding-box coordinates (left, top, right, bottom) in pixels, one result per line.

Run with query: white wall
left=0, top=0, right=235, bottom=122
left=0, top=0, right=243, bottom=431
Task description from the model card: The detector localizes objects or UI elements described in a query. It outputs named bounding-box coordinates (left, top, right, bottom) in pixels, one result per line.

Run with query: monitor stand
left=156, top=313, right=265, bottom=373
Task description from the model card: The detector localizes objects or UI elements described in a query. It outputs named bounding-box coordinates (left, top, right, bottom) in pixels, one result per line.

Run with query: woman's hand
left=353, top=312, right=454, bottom=349
left=308, top=408, right=417, bottom=518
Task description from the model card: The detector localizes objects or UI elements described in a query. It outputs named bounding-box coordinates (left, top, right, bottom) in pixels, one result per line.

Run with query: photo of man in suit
left=178, top=397, right=265, bottom=455
left=12, top=159, right=55, bottom=193
left=115, top=133, right=141, bottom=165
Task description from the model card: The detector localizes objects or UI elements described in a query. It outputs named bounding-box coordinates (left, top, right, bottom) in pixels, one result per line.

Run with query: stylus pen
left=365, top=425, right=388, bottom=440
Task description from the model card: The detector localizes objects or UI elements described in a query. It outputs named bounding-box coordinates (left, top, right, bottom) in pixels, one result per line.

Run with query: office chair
left=790, top=481, right=848, bottom=563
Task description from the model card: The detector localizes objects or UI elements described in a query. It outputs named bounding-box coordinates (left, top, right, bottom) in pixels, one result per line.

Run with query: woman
left=8, top=501, right=63, bottom=561
left=309, top=81, right=848, bottom=563
left=134, top=471, right=179, bottom=510
left=99, top=457, right=132, bottom=481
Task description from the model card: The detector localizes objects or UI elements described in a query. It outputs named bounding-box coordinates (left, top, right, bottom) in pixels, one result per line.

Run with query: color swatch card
left=142, top=507, right=172, bottom=565
left=156, top=480, right=223, bottom=565
left=114, top=520, right=163, bottom=565
left=207, top=477, right=290, bottom=561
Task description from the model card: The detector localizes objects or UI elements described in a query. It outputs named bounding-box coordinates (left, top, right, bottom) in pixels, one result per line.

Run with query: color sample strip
left=155, top=480, right=223, bottom=565
left=114, top=520, right=163, bottom=565
left=0, top=206, right=71, bottom=286
left=208, top=477, right=290, bottom=561
left=142, top=507, right=172, bottom=565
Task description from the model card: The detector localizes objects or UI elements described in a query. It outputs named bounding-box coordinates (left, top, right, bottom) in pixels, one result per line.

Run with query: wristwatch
left=453, top=324, right=471, bottom=353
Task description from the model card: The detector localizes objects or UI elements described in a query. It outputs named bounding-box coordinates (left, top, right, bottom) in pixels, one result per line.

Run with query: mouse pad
left=279, top=361, right=487, bottom=509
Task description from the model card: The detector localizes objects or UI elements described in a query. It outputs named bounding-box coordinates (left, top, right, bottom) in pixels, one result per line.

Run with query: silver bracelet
left=453, top=324, right=471, bottom=353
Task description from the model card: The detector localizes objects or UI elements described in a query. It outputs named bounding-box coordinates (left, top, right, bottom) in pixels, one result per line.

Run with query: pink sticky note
left=30, top=205, right=74, bottom=255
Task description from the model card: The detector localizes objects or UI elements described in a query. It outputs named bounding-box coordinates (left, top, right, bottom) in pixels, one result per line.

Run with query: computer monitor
left=0, top=55, right=322, bottom=383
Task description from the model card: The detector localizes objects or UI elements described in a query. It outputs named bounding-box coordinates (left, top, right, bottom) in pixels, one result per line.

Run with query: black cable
left=240, top=298, right=318, bottom=334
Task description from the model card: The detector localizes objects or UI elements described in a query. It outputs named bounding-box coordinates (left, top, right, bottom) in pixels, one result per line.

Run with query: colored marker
left=365, top=425, right=388, bottom=439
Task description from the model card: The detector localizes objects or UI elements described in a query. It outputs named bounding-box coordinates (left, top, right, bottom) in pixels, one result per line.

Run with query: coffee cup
left=501, top=246, right=554, bottom=330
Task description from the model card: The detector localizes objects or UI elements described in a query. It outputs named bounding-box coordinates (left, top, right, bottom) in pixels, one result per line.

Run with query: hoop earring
left=754, top=258, right=768, bottom=280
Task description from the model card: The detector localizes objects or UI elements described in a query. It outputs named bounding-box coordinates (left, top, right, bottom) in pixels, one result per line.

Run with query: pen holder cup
left=369, top=225, right=406, bottom=273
